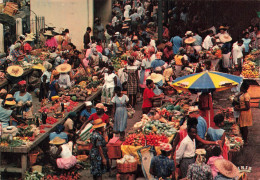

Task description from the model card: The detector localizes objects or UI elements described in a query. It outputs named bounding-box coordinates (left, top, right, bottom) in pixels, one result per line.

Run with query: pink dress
left=45, top=37, right=58, bottom=48
left=56, top=142, right=77, bottom=169
left=207, top=155, right=223, bottom=178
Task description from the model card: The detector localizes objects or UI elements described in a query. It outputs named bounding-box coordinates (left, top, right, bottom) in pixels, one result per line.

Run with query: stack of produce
left=3, top=2, right=18, bottom=16
left=122, top=133, right=168, bottom=146
left=143, top=120, right=177, bottom=137
left=241, top=54, right=259, bottom=78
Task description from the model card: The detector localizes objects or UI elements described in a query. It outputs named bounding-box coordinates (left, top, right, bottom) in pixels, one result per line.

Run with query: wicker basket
left=117, top=161, right=137, bottom=173
left=29, top=152, right=39, bottom=165
left=76, top=155, right=88, bottom=162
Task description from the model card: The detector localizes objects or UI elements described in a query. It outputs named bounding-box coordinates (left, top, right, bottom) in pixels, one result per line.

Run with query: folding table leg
left=21, top=154, right=28, bottom=178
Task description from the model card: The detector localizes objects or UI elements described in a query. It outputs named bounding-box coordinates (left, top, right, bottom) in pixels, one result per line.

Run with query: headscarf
left=18, top=80, right=26, bottom=86
left=95, top=103, right=107, bottom=111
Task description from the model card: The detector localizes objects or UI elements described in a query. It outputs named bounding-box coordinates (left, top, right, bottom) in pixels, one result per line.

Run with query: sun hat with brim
left=195, top=149, right=206, bottom=155
left=32, top=64, right=45, bottom=72
left=132, top=36, right=138, bottom=41
left=7, top=65, right=24, bottom=77
left=26, top=32, right=36, bottom=39
left=185, top=31, right=193, bottom=36
left=219, top=26, right=226, bottom=30
left=214, top=159, right=240, bottom=178
left=92, top=118, right=106, bottom=129
left=49, top=137, right=66, bottom=145
left=56, top=64, right=72, bottom=73
left=43, top=62, right=52, bottom=70
left=24, top=37, right=34, bottom=42
left=219, top=34, right=232, bottom=43
left=96, top=103, right=107, bottom=111
left=122, top=24, right=129, bottom=29
left=0, top=89, right=7, bottom=94
left=4, top=94, right=16, bottom=106
left=85, top=101, right=92, bottom=106
left=188, top=106, right=199, bottom=114
left=147, top=73, right=165, bottom=83
left=185, top=37, right=196, bottom=44
left=44, top=30, right=54, bottom=36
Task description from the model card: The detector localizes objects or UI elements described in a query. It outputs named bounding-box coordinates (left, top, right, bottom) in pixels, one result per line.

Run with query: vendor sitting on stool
left=49, top=137, right=77, bottom=170
left=64, top=112, right=77, bottom=140
left=150, top=143, right=175, bottom=180
left=0, top=94, right=20, bottom=127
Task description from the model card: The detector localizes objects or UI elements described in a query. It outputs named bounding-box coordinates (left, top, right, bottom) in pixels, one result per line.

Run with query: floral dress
left=89, top=131, right=109, bottom=176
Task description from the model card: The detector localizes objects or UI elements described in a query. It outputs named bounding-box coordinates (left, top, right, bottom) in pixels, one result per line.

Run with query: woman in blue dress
left=112, top=86, right=129, bottom=141
left=14, top=80, right=33, bottom=121
left=90, top=119, right=110, bottom=180
left=49, top=70, right=60, bottom=100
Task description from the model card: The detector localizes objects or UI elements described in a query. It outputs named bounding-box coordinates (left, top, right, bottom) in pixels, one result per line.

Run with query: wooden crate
left=248, top=85, right=260, bottom=108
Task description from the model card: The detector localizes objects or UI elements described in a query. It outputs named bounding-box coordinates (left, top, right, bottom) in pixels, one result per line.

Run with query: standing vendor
left=14, top=80, right=33, bottom=120
left=0, top=94, right=20, bottom=127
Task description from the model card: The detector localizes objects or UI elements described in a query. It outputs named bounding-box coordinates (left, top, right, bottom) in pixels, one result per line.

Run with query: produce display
left=0, top=138, right=24, bottom=147
left=143, top=120, right=177, bottom=137
left=241, top=53, right=259, bottom=78
left=122, top=133, right=168, bottom=146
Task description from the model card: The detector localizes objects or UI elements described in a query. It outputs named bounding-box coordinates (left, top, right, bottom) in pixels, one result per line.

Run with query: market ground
left=31, top=90, right=260, bottom=179
left=77, top=90, right=260, bottom=180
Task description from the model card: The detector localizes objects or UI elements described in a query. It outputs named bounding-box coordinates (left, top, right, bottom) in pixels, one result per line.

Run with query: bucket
left=32, top=165, right=42, bottom=173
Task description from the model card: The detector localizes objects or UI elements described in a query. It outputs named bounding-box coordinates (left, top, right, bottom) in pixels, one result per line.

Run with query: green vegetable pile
left=143, top=120, right=177, bottom=137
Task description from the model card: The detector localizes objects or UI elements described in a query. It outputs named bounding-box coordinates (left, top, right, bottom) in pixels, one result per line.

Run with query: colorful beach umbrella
left=170, top=71, right=243, bottom=93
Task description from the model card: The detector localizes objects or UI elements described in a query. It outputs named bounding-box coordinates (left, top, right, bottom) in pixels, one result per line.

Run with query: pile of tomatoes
left=123, top=133, right=168, bottom=146
left=46, top=117, right=58, bottom=124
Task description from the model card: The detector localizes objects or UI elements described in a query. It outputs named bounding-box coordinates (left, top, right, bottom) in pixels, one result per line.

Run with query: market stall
left=0, top=88, right=101, bottom=178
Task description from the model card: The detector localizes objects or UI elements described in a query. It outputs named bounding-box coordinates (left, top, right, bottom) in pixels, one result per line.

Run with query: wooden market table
left=0, top=88, right=101, bottom=178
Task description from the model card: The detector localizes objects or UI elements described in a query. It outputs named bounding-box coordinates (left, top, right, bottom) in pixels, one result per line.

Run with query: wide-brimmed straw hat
left=49, top=137, right=66, bottom=145
left=95, top=103, right=107, bottom=111
left=7, top=65, right=24, bottom=77
left=0, top=89, right=7, bottom=94
left=185, top=37, right=196, bottom=44
left=43, top=62, right=52, bottom=70
left=219, top=26, right=226, bottom=30
left=24, top=36, right=34, bottom=42
left=44, top=30, right=54, bottom=36
left=92, top=118, right=106, bottom=129
left=214, top=159, right=240, bottom=178
left=147, top=73, right=165, bottom=83
left=56, top=64, right=71, bottom=73
left=5, top=94, right=16, bottom=106
left=122, top=24, right=129, bottom=29
left=219, top=34, right=232, bottom=43
left=188, top=106, right=199, bottom=114
left=26, top=32, right=36, bottom=39
left=185, top=31, right=193, bottom=36
left=132, top=36, right=138, bottom=41
left=32, top=64, right=45, bottom=72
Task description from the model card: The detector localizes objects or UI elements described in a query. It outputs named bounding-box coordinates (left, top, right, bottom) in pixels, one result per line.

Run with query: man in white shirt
left=176, top=125, right=197, bottom=178
left=232, top=40, right=245, bottom=70
left=202, top=30, right=214, bottom=50
left=137, top=3, right=145, bottom=17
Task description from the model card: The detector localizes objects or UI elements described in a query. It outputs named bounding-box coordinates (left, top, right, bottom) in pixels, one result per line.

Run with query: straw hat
left=124, top=18, right=131, bottom=22
left=7, top=65, right=24, bottom=77
left=92, top=118, right=106, bottom=129
left=5, top=94, right=16, bottom=106
left=122, top=24, right=129, bottom=29
left=185, top=37, right=196, bottom=44
left=24, top=36, right=34, bottom=42
left=195, top=149, right=206, bottom=155
left=92, top=76, right=98, bottom=81
left=219, top=26, right=226, bottom=30
left=147, top=73, right=165, bottom=83
left=43, top=62, right=52, bottom=70
left=32, top=64, right=45, bottom=72
left=0, top=89, right=7, bottom=94
left=219, top=34, right=232, bottom=43
left=188, top=106, right=199, bottom=114
left=49, top=137, right=66, bottom=145
left=214, top=159, right=240, bottom=178
left=132, top=36, right=138, bottom=41
left=95, top=103, right=107, bottom=111
left=56, top=64, right=72, bottom=73
left=185, top=31, right=193, bottom=36
left=26, top=32, right=36, bottom=39
left=44, top=30, right=54, bottom=36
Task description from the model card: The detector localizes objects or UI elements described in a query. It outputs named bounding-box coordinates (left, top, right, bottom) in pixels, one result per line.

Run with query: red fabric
left=199, top=93, right=214, bottom=128
left=163, top=48, right=173, bottom=59
left=177, top=129, right=187, bottom=148
left=222, top=143, right=228, bottom=160
left=88, top=113, right=109, bottom=124
left=18, top=80, right=26, bottom=85
left=96, top=45, right=103, bottom=53
left=142, top=88, right=155, bottom=108
left=23, top=43, right=32, bottom=53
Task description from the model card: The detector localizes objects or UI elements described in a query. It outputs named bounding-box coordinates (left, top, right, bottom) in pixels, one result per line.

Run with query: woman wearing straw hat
left=39, top=62, right=52, bottom=102
left=214, top=159, right=240, bottom=180
left=89, top=118, right=110, bottom=179
left=0, top=94, right=20, bottom=128
left=185, top=37, right=198, bottom=63
left=49, top=137, right=77, bottom=170
left=14, top=80, right=33, bottom=120
left=44, top=30, right=58, bottom=50
left=56, top=63, right=72, bottom=89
